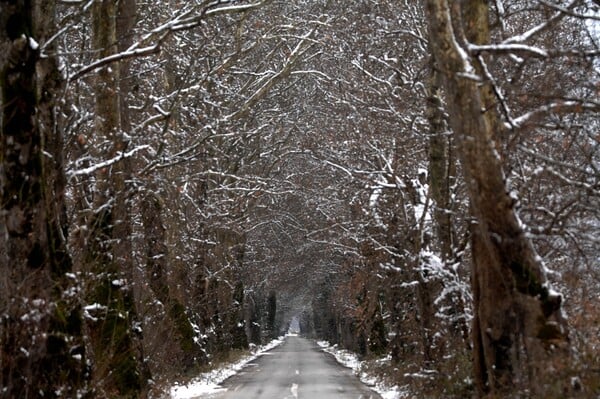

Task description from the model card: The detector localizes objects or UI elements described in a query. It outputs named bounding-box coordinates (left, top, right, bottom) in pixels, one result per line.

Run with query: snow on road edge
left=169, top=336, right=285, bottom=399
left=317, top=340, right=407, bottom=399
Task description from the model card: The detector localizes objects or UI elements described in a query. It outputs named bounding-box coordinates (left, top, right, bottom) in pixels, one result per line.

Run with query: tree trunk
left=426, top=66, right=454, bottom=262
left=230, top=281, right=248, bottom=350
left=266, top=290, right=277, bottom=339
left=424, top=1, right=568, bottom=396
left=426, top=61, right=471, bottom=349
left=1, top=1, right=86, bottom=397
left=83, top=0, right=147, bottom=395
left=114, top=0, right=153, bottom=390
left=141, top=190, right=202, bottom=369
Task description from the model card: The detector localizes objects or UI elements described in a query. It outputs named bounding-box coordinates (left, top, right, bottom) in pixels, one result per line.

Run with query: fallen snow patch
left=169, top=337, right=285, bottom=399
left=317, top=341, right=408, bottom=399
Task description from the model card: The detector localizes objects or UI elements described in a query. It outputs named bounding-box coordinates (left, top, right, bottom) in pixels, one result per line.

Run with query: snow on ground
left=169, top=336, right=285, bottom=399
left=317, top=341, right=408, bottom=399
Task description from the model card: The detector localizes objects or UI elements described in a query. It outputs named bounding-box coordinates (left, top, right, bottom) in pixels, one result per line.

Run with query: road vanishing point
left=198, top=335, right=382, bottom=399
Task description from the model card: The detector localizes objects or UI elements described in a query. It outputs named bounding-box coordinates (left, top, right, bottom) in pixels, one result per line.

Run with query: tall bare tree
left=424, top=0, right=573, bottom=395
left=83, top=0, right=148, bottom=395
left=1, top=0, right=86, bottom=396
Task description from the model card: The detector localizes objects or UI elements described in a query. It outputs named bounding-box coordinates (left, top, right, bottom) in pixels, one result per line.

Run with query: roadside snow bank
left=317, top=340, right=407, bottom=399
left=170, top=337, right=285, bottom=399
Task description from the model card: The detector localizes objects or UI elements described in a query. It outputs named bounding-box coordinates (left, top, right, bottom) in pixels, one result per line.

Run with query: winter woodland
left=1, top=0, right=599, bottom=397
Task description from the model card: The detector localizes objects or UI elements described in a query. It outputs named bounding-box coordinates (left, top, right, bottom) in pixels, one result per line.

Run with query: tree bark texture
left=424, top=0, right=568, bottom=396
left=0, top=0, right=86, bottom=397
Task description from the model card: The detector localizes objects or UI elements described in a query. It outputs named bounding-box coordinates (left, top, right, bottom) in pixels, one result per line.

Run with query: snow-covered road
left=180, top=335, right=383, bottom=399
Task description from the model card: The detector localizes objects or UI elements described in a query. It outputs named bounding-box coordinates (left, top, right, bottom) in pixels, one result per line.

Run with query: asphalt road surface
left=200, top=336, right=382, bottom=399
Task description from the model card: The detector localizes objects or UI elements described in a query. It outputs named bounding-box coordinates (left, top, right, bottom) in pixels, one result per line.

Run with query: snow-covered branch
left=224, top=27, right=319, bottom=120
left=539, top=0, right=600, bottom=21
left=509, top=100, right=600, bottom=128
left=205, top=1, right=271, bottom=16
left=290, top=70, right=332, bottom=80
left=155, top=0, right=271, bottom=32
left=67, top=145, right=150, bottom=178
left=543, top=167, right=600, bottom=195
left=468, top=43, right=548, bottom=58
left=469, top=43, right=600, bottom=60
left=78, top=0, right=270, bottom=76
left=503, top=0, right=578, bottom=44
left=69, top=43, right=162, bottom=81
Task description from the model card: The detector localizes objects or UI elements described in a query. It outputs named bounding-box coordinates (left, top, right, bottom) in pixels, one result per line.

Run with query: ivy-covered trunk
left=424, top=0, right=568, bottom=396
left=0, top=0, right=87, bottom=397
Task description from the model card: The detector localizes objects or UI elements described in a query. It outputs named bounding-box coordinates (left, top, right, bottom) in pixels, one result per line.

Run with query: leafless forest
left=1, top=0, right=599, bottom=398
